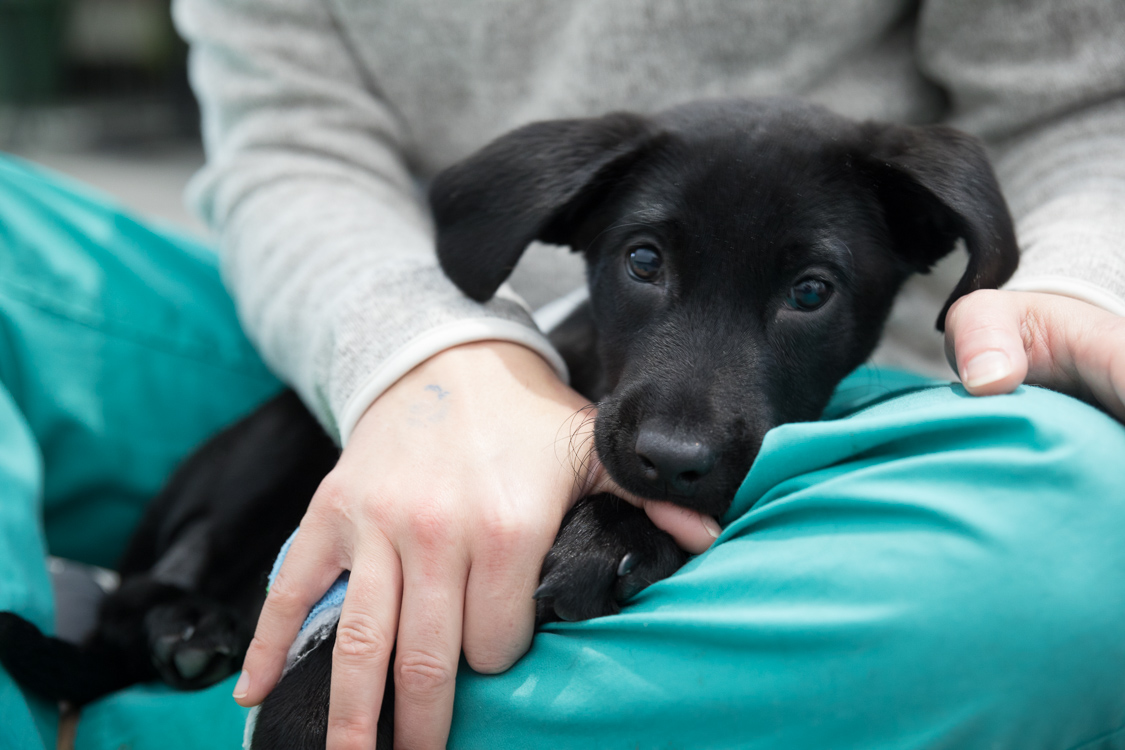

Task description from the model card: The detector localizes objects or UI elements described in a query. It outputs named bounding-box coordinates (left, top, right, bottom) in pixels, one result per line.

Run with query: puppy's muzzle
left=634, top=423, right=719, bottom=497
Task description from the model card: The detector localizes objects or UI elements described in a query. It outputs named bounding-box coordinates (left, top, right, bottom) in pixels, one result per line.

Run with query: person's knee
left=893, top=386, right=1125, bottom=741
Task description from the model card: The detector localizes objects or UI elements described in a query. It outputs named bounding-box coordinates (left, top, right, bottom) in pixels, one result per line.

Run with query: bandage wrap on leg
left=244, top=529, right=347, bottom=748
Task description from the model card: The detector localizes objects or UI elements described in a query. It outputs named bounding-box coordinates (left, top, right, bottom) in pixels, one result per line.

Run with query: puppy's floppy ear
left=431, top=113, right=657, bottom=302
left=861, top=123, right=1019, bottom=331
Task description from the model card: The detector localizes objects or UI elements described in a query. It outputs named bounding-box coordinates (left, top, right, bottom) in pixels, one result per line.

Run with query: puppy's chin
left=593, top=403, right=761, bottom=519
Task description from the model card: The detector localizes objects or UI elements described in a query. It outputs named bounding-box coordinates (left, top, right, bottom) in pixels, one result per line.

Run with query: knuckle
left=357, top=492, right=392, bottom=528
left=407, top=503, right=456, bottom=549
left=264, top=583, right=307, bottom=619
left=464, top=647, right=516, bottom=675
left=312, top=472, right=351, bottom=517
left=395, top=648, right=455, bottom=698
left=334, top=617, right=392, bottom=662
left=478, top=513, right=529, bottom=548
left=327, top=714, right=376, bottom=749
left=314, top=471, right=393, bottom=531
left=1020, top=306, right=1053, bottom=359
left=479, top=507, right=551, bottom=553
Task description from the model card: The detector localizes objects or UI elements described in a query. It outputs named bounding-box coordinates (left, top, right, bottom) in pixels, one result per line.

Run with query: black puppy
left=0, top=98, right=1017, bottom=748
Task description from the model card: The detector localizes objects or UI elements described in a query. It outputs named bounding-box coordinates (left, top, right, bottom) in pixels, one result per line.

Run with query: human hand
left=944, top=289, right=1125, bottom=420
left=232, top=341, right=719, bottom=749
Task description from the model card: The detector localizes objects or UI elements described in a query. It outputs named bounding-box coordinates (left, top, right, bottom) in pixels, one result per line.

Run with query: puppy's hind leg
left=0, top=610, right=152, bottom=705
left=251, top=626, right=396, bottom=750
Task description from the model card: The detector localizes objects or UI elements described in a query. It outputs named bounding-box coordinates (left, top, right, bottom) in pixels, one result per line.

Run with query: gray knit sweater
left=173, top=0, right=1125, bottom=443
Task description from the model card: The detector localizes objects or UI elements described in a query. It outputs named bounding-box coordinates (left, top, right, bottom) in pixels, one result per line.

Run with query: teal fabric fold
left=0, top=154, right=279, bottom=750
left=450, top=373, right=1125, bottom=750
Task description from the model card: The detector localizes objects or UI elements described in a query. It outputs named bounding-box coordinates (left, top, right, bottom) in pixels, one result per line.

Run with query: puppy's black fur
left=0, top=391, right=337, bottom=703
left=0, top=99, right=1017, bottom=748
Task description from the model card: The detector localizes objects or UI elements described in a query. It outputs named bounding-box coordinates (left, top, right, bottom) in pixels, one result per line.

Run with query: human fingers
left=327, top=546, right=402, bottom=750
left=944, top=289, right=1029, bottom=396
left=642, top=499, right=721, bottom=554
left=588, top=462, right=720, bottom=554
left=391, top=528, right=468, bottom=750
left=236, top=517, right=346, bottom=707
left=1068, top=310, right=1125, bottom=419
left=1016, top=294, right=1125, bottom=418
left=946, top=290, right=1125, bottom=419
left=460, top=512, right=548, bottom=674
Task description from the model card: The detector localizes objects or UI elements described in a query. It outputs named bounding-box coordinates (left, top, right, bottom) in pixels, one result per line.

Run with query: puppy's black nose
left=634, top=425, right=717, bottom=495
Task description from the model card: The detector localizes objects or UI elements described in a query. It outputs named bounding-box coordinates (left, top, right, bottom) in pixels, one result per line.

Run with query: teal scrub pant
left=1, top=153, right=1124, bottom=750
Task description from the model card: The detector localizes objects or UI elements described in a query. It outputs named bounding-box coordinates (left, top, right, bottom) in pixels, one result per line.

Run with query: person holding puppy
left=174, top=1, right=1125, bottom=747
left=0, top=1, right=1123, bottom=748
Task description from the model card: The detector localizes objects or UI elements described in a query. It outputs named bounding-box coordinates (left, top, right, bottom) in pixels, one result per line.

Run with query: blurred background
left=1, top=0, right=205, bottom=233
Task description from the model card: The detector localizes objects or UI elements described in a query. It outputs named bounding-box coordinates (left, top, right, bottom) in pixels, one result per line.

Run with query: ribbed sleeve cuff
left=1003, top=275, right=1125, bottom=317
left=1003, top=189, right=1125, bottom=317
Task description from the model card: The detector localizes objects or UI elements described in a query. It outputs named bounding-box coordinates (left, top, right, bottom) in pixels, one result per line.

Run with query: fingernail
left=232, top=670, right=250, bottom=699
left=963, top=351, right=1012, bottom=389
left=702, top=516, right=722, bottom=539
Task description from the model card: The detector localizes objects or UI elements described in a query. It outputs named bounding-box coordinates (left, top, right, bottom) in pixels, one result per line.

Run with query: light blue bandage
left=268, top=530, right=349, bottom=670
left=245, top=532, right=349, bottom=747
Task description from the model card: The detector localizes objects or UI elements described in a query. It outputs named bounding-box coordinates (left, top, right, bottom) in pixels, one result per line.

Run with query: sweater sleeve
left=917, top=0, right=1125, bottom=316
left=172, top=0, right=566, bottom=444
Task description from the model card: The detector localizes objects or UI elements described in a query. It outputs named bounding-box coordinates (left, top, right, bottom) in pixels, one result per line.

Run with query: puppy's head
left=432, top=99, right=1018, bottom=517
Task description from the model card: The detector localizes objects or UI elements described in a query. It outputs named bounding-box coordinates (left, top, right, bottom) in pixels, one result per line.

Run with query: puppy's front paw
left=535, top=494, right=687, bottom=624
left=144, top=597, right=248, bottom=689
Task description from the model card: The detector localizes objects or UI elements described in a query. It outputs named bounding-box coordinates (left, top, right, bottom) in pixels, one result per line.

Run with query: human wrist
left=352, top=340, right=586, bottom=442
left=388, top=340, right=573, bottom=402
left=336, top=320, right=569, bottom=444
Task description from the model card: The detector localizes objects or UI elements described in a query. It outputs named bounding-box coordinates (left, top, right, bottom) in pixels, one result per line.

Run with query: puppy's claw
left=616, top=552, right=639, bottom=577
left=532, top=581, right=557, bottom=600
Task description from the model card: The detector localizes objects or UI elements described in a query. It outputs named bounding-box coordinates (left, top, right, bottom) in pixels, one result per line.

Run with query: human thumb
left=943, top=290, right=1030, bottom=396
left=589, top=466, right=719, bottom=554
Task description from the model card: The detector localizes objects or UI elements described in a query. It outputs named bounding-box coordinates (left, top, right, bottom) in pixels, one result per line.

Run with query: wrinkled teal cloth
left=2, top=153, right=1125, bottom=749
left=451, top=371, right=1125, bottom=749
left=0, top=154, right=280, bottom=750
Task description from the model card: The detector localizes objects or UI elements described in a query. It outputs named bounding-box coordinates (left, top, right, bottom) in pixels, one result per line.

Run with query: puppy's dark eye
left=626, top=247, right=662, bottom=282
left=786, top=278, right=832, bottom=311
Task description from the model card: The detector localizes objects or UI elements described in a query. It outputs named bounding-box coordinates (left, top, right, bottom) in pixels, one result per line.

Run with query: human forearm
left=994, top=99, right=1125, bottom=315
left=175, top=0, right=565, bottom=441
left=215, top=176, right=563, bottom=441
